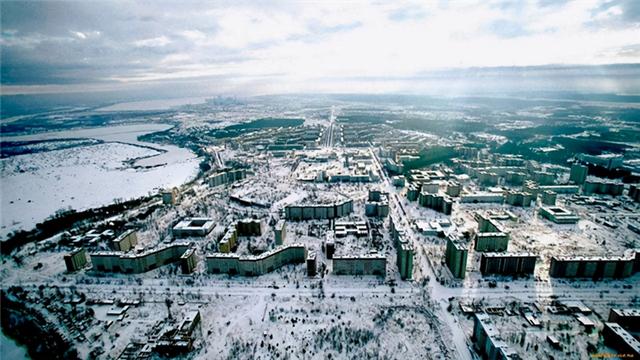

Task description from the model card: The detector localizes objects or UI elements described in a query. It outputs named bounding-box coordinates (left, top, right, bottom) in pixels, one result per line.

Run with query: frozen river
left=0, top=124, right=200, bottom=239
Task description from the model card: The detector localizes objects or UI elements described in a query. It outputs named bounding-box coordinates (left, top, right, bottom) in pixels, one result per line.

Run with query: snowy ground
left=0, top=124, right=199, bottom=239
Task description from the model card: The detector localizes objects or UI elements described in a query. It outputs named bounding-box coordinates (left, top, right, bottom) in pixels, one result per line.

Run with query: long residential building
left=480, top=253, right=537, bottom=276
left=549, top=251, right=640, bottom=279
left=208, top=168, right=246, bottom=187
left=206, top=244, right=306, bottom=276
left=284, top=199, right=353, bottom=220
left=90, top=242, right=192, bottom=274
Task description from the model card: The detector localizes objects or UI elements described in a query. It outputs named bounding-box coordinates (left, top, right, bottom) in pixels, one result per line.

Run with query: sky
left=1, top=0, right=640, bottom=96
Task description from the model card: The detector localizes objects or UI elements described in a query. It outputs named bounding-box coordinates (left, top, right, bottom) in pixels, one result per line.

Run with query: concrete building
left=406, top=183, right=420, bottom=201
left=284, top=199, right=353, bottom=220
left=64, top=248, right=88, bottom=272
left=332, top=255, right=386, bottom=276
left=161, top=187, right=180, bottom=205
left=91, top=242, right=192, bottom=273
left=539, top=206, right=579, bottom=224
left=445, top=236, right=468, bottom=279
left=219, top=225, right=237, bottom=253
left=112, top=229, right=138, bottom=252
left=172, top=218, right=216, bottom=237
left=505, top=191, right=533, bottom=207
left=390, top=217, right=414, bottom=280
left=446, top=181, right=462, bottom=197
left=155, top=310, right=201, bottom=355
left=608, top=309, right=640, bottom=331
left=365, top=190, right=390, bottom=217
left=392, top=175, right=406, bottom=187
left=480, top=253, right=537, bottom=276
left=505, top=171, right=526, bottom=186
left=629, top=184, right=640, bottom=202
left=461, top=192, right=505, bottom=204
left=540, top=190, right=557, bottom=206
left=418, top=191, right=453, bottom=215
left=236, top=218, right=266, bottom=236
left=208, top=168, right=246, bottom=187
left=531, top=171, right=555, bottom=185
left=473, top=313, right=520, bottom=360
left=478, top=171, right=500, bottom=186
left=334, top=220, right=368, bottom=237
left=475, top=213, right=509, bottom=252
left=206, top=244, right=306, bottom=276
left=578, top=153, right=624, bottom=170
left=524, top=181, right=580, bottom=196
left=549, top=251, right=639, bottom=279
left=569, top=163, right=588, bottom=184
left=602, top=323, right=640, bottom=358
left=306, top=251, right=317, bottom=277
left=274, top=220, right=286, bottom=245
left=219, top=218, right=267, bottom=253
left=180, top=248, right=198, bottom=274
left=583, top=180, right=624, bottom=196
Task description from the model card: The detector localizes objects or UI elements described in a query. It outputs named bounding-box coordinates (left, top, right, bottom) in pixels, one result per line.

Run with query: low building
left=332, top=255, right=386, bottom=276
left=161, top=187, right=180, bottom=205
left=155, top=310, right=201, bottom=355
left=480, top=253, right=537, bottom=276
left=539, top=206, right=579, bottom=224
left=206, top=244, right=306, bottom=276
left=334, top=220, right=368, bottom=237
left=112, top=229, right=138, bottom=252
left=172, top=218, right=216, bottom=237
left=473, top=313, right=520, bottom=360
left=445, top=236, right=468, bottom=279
left=64, top=248, right=88, bottom=272
left=602, top=323, right=640, bottom=358
left=91, top=242, right=192, bottom=274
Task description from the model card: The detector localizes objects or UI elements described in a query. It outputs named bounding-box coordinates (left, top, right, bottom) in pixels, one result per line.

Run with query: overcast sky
left=1, top=0, right=640, bottom=96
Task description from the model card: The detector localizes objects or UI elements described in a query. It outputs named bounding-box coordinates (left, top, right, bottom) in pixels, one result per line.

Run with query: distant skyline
left=2, top=0, right=640, bottom=96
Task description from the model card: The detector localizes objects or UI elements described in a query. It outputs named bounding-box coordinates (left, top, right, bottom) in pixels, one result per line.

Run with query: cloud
left=1, top=0, right=639, bottom=95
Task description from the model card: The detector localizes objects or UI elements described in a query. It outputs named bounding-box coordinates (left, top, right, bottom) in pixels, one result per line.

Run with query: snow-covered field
left=1, top=124, right=199, bottom=239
